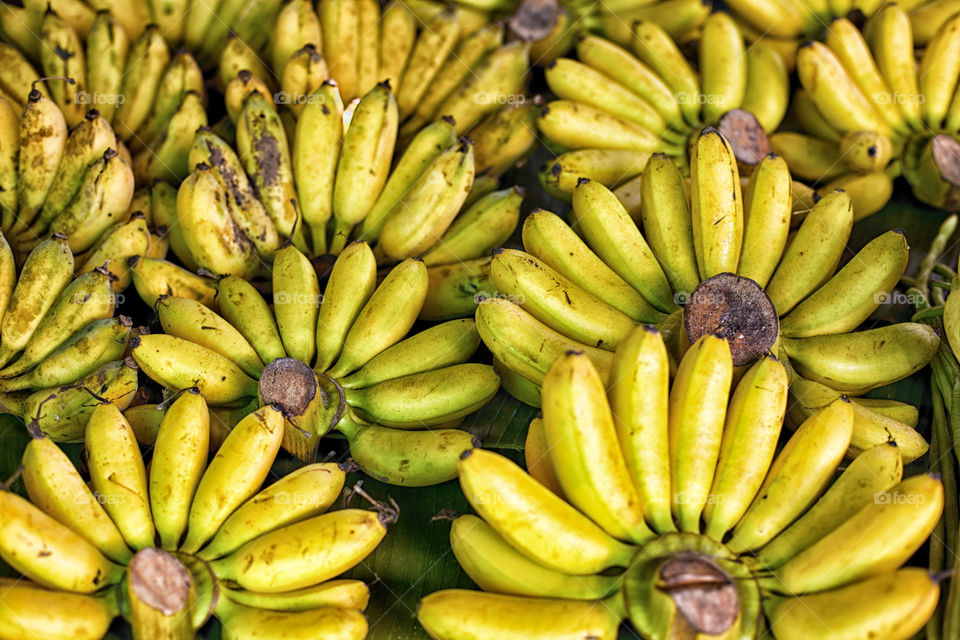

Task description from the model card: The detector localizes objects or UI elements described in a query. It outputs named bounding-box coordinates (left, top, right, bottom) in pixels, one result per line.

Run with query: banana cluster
left=418, top=332, right=944, bottom=640
left=130, top=241, right=499, bottom=486
left=482, top=127, right=937, bottom=461
left=787, top=8, right=960, bottom=214
left=0, top=232, right=140, bottom=441
left=537, top=15, right=789, bottom=197
left=727, top=0, right=960, bottom=69
left=0, top=0, right=282, bottom=66
left=174, top=82, right=523, bottom=284
left=0, top=396, right=386, bottom=640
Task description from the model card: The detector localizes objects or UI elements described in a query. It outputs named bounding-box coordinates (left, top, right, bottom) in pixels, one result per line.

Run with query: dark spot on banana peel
left=254, top=133, right=281, bottom=186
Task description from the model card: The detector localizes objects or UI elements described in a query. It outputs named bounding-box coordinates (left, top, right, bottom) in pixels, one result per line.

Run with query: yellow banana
left=396, top=7, right=459, bottom=119
left=78, top=213, right=148, bottom=291
left=294, top=81, right=342, bottom=254
left=631, top=19, right=700, bottom=126
left=690, top=127, right=744, bottom=279
left=421, top=186, right=522, bottom=266
left=216, top=274, right=285, bottom=366
left=271, top=0, right=322, bottom=74
left=15, top=87, right=67, bottom=230
left=918, top=13, right=960, bottom=128
left=867, top=4, right=923, bottom=130
left=541, top=148, right=652, bottom=199
left=113, top=25, right=169, bottom=141
left=741, top=41, right=790, bottom=133
left=0, top=96, right=18, bottom=230
left=768, top=131, right=846, bottom=182
left=420, top=257, right=493, bottom=321
left=537, top=100, right=661, bottom=153
left=217, top=601, right=367, bottom=640
left=469, top=101, right=539, bottom=178
left=314, top=241, right=378, bottom=372
left=319, top=0, right=359, bottom=102
left=280, top=44, right=329, bottom=118
left=737, top=153, right=792, bottom=288
left=0, top=581, right=116, bottom=640
left=699, top=12, right=747, bottom=124
left=132, top=50, right=204, bottom=153
left=129, top=255, right=217, bottom=308
left=221, top=579, right=369, bottom=611
left=272, top=244, right=320, bottom=364
left=39, top=12, right=86, bottom=126
left=378, top=1, right=415, bottom=92
left=839, top=130, right=893, bottom=173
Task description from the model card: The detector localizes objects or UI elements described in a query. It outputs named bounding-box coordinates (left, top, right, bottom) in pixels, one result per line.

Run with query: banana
left=910, top=0, right=960, bottom=44
left=541, top=149, right=653, bottom=199
left=48, top=149, right=136, bottom=254
left=147, top=389, right=209, bottom=550
left=573, top=179, right=675, bottom=312
left=218, top=35, right=274, bottom=91
left=796, top=41, right=892, bottom=138
left=357, top=116, right=457, bottom=244
left=690, top=127, right=744, bottom=279
left=0, top=267, right=114, bottom=378
left=272, top=244, right=320, bottom=364
left=668, top=335, right=732, bottom=533
left=630, top=19, right=700, bottom=127
left=330, top=82, right=398, bottom=253
left=791, top=89, right=841, bottom=142
left=192, top=0, right=243, bottom=64
left=199, top=462, right=345, bottom=560
left=524, top=415, right=559, bottom=490
left=129, top=256, right=217, bottom=308
left=0, top=581, right=116, bottom=640
left=314, top=241, right=377, bottom=371
left=768, top=131, right=846, bottom=182
left=0, top=232, right=12, bottom=325
left=458, top=448, right=636, bottom=574
left=0, top=96, right=18, bottom=230
left=337, top=417, right=477, bottom=486
left=867, top=4, right=923, bottom=130
left=147, top=180, right=197, bottom=271
left=823, top=169, right=894, bottom=222
left=271, top=0, right=322, bottom=74
left=420, top=257, right=493, bottom=321
left=21, top=357, right=139, bottom=442
left=132, top=50, right=204, bottom=152
left=113, top=25, right=169, bottom=141
left=741, top=41, right=790, bottom=133
left=470, top=101, right=539, bottom=178
left=222, top=579, right=370, bottom=611
left=839, top=130, right=892, bottom=173
left=537, top=100, right=662, bottom=153
left=490, top=248, right=637, bottom=350
left=280, top=44, right=329, bottom=118
left=14, top=86, right=67, bottom=230
left=34, top=110, right=116, bottom=235
left=230, top=0, right=285, bottom=57
left=476, top=296, right=616, bottom=386
left=216, top=601, right=368, bottom=640
left=133, top=90, right=207, bottom=184
left=0, top=234, right=74, bottom=367
left=39, top=12, right=86, bottom=126
left=190, top=128, right=279, bottom=259
left=918, top=13, right=960, bottom=128
left=451, top=514, right=621, bottom=600
left=699, top=12, right=747, bottom=124
left=575, top=34, right=684, bottom=130
left=544, top=58, right=667, bottom=136
left=852, top=397, right=919, bottom=426
left=421, top=186, right=522, bottom=266
left=236, top=91, right=302, bottom=246
left=418, top=590, right=623, bottom=640
left=737, top=153, right=792, bottom=288
left=764, top=189, right=853, bottom=314
left=181, top=406, right=285, bottom=553
left=783, top=323, right=939, bottom=394
left=319, top=0, right=359, bottom=102
left=22, top=428, right=131, bottom=563
left=210, top=508, right=387, bottom=592
left=0, top=315, right=130, bottom=392
left=395, top=7, right=459, bottom=119
left=345, top=362, right=499, bottom=427
left=0, top=487, right=124, bottom=593
left=780, top=230, right=909, bottom=338
left=703, top=355, right=788, bottom=541
left=148, top=0, right=187, bottom=44
left=214, top=275, right=285, bottom=367
left=435, top=41, right=529, bottom=135
left=0, top=42, right=46, bottom=107
left=756, top=442, right=903, bottom=569
left=225, top=70, right=274, bottom=125
left=0, top=3, right=42, bottom=64
left=638, top=153, right=700, bottom=297
left=522, top=209, right=665, bottom=323
left=765, top=568, right=939, bottom=640
left=130, top=333, right=259, bottom=404
left=340, top=319, right=479, bottom=388
left=84, top=403, right=154, bottom=549
left=158, top=296, right=263, bottom=379
left=294, top=81, right=342, bottom=254
left=727, top=398, right=853, bottom=553
left=542, top=350, right=652, bottom=543
left=378, top=1, right=415, bottom=93
left=764, top=474, right=943, bottom=594
left=328, top=257, right=427, bottom=377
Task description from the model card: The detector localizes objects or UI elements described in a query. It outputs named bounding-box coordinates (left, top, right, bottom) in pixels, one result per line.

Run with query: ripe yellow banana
left=271, top=0, right=323, bottom=75
left=181, top=406, right=285, bottom=553
left=420, top=257, right=493, bottom=321
left=222, top=579, right=369, bottom=611
left=699, top=12, right=747, bottom=124
left=0, top=581, right=116, bottom=640
left=690, top=127, right=744, bottom=279
left=470, top=101, right=539, bottom=178
left=630, top=19, right=700, bottom=126
left=378, top=1, right=415, bottom=93
left=129, top=256, right=217, bottom=309
left=396, top=7, right=459, bottom=119
left=39, top=12, right=86, bottom=126
left=319, top=0, right=360, bottom=102
left=216, top=274, right=286, bottom=366
left=15, top=86, right=67, bottom=230
left=540, top=148, right=652, bottom=198
left=867, top=4, right=923, bottom=130
left=768, top=131, right=846, bottom=182
left=458, top=448, right=637, bottom=574
left=737, top=153, right=792, bottom=288
left=113, top=25, right=169, bottom=141
left=75, top=214, right=149, bottom=291
left=537, top=100, right=662, bottom=153
left=314, top=241, right=377, bottom=372
left=280, top=44, right=329, bottom=119
left=918, top=13, right=960, bottom=128
left=294, top=81, right=342, bottom=254
left=421, top=186, right=522, bottom=266
left=741, top=41, right=790, bottom=133
left=216, top=600, right=368, bottom=640
left=272, top=244, right=320, bottom=364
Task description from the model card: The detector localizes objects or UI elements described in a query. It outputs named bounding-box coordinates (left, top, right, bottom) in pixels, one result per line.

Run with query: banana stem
left=935, top=263, right=957, bottom=281
left=917, top=215, right=959, bottom=300
left=127, top=548, right=194, bottom=640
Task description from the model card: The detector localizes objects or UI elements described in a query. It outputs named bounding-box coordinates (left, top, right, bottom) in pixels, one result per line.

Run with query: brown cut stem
left=127, top=548, right=194, bottom=640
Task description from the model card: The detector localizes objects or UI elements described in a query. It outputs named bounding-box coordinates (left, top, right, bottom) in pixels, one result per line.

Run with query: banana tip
left=459, top=448, right=474, bottom=460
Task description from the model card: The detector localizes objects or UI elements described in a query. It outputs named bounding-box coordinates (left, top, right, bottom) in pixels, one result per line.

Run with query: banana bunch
left=537, top=15, right=790, bottom=199
left=482, top=128, right=937, bottom=459
left=726, top=0, right=960, bottom=70
left=418, top=333, right=944, bottom=640
left=130, top=240, right=498, bottom=486
left=175, top=82, right=523, bottom=284
left=788, top=9, right=960, bottom=214
left=0, top=231, right=141, bottom=439
left=0, top=396, right=388, bottom=639
left=0, top=0, right=283, bottom=66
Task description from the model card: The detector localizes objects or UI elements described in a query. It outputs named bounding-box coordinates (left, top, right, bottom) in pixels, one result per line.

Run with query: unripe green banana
left=420, top=257, right=493, bottom=322
left=328, top=257, right=427, bottom=377
left=340, top=318, right=480, bottom=389
left=346, top=363, right=499, bottom=428
left=783, top=323, right=939, bottom=395
left=338, top=416, right=477, bottom=486
left=131, top=333, right=259, bottom=404
left=421, top=187, right=523, bottom=267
